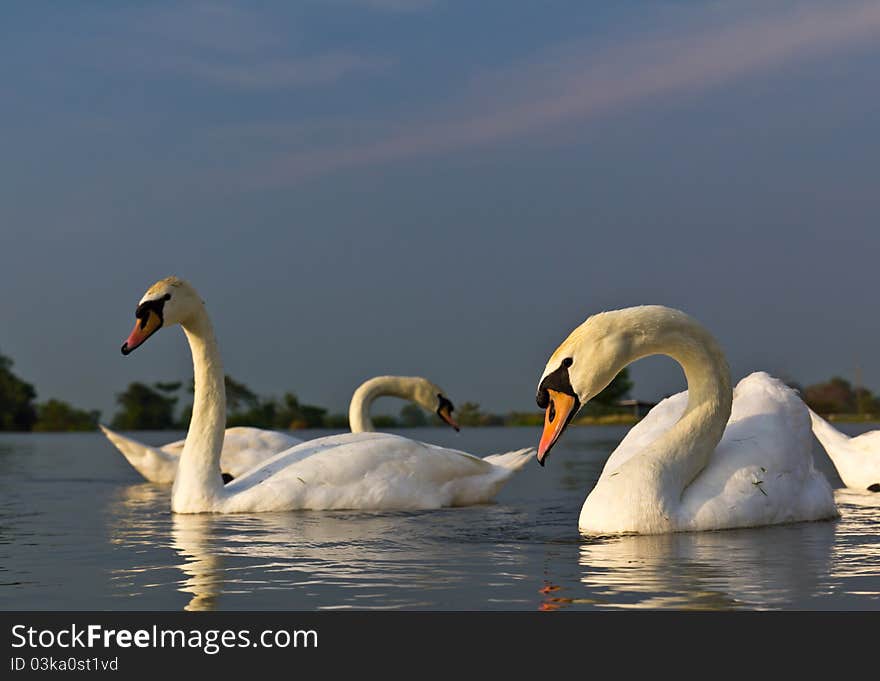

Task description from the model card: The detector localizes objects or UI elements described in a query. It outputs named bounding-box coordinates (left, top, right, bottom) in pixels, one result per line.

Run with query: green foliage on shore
left=111, top=382, right=178, bottom=430
left=0, top=352, right=37, bottom=430
left=34, top=400, right=100, bottom=432
left=1, top=350, right=102, bottom=432
left=111, top=376, right=330, bottom=430
left=802, top=376, right=880, bottom=420
left=7, top=341, right=880, bottom=432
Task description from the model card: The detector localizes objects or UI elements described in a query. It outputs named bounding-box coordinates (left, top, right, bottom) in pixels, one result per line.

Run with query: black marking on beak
left=537, top=357, right=575, bottom=408
left=437, top=395, right=459, bottom=432
left=134, top=293, right=170, bottom=330
left=121, top=293, right=171, bottom=355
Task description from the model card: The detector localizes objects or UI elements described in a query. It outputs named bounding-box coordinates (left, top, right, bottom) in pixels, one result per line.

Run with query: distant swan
left=117, top=276, right=532, bottom=513
left=534, top=305, right=838, bottom=535
left=809, top=411, right=880, bottom=492
left=100, top=375, right=459, bottom=485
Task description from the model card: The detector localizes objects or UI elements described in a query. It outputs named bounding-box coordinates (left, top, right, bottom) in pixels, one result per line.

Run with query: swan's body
left=193, top=432, right=530, bottom=513
left=809, top=411, right=880, bottom=491
left=117, top=276, right=531, bottom=514
left=102, top=375, right=458, bottom=485
left=535, top=305, right=838, bottom=535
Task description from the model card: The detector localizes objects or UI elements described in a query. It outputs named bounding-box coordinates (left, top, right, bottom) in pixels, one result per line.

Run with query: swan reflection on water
left=571, top=521, right=837, bottom=610
left=106, top=482, right=880, bottom=611
left=539, top=490, right=880, bottom=611
left=107, top=483, right=533, bottom=611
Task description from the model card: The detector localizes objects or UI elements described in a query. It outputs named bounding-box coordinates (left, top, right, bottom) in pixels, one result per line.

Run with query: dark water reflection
left=1, top=426, right=879, bottom=610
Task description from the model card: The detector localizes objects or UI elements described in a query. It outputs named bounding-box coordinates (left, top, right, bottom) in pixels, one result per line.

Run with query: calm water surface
left=1, top=426, right=878, bottom=610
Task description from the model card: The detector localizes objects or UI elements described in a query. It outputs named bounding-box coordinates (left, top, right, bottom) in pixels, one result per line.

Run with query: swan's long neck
left=614, top=312, right=732, bottom=494
left=348, top=376, right=423, bottom=433
left=171, top=308, right=226, bottom=512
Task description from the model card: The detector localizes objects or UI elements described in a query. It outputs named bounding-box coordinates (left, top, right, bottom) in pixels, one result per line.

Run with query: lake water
left=1, top=425, right=879, bottom=611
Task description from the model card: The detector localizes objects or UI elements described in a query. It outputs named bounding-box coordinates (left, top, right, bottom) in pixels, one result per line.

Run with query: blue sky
left=2, top=1, right=879, bottom=419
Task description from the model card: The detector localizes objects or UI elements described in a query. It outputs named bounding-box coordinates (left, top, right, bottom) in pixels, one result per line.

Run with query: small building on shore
left=616, top=399, right=657, bottom=418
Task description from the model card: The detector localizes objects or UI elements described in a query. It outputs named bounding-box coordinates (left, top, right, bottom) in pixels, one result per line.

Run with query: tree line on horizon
left=1, top=348, right=878, bottom=431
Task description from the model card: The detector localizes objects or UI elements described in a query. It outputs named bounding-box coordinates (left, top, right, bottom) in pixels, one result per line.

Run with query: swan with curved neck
left=101, top=374, right=459, bottom=485
left=118, top=277, right=531, bottom=513
left=536, top=305, right=838, bottom=535
left=349, top=375, right=458, bottom=433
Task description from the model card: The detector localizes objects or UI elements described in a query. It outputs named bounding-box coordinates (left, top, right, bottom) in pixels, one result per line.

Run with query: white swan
left=534, top=305, right=838, bottom=535
left=809, top=411, right=880, bottom=492
left=118, top=276, right=532, bottom=514
left=100, top=375, right=460, bottom=485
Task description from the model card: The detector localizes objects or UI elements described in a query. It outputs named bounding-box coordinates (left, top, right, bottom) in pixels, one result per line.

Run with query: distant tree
left=222, top=391, right=328, bottom=430
left=504, top=412, right=544, bottom=427
left=804, top=377, right=856, bottom=415
left=371, top=414, right=398, bottom=429
left=34, top=399, right=100, bottom=432
left=0, top=352, right=37, bottom=431
left=856, top=387, right=878, bottom=416
left=111, top=382, right=178, bottom=430
left=454, top=402, right=482, bottom=427
left=581, top=368, right=634, bottom=416
left=297, top=404, right=328, bottom=429
left=399, top=403, right=427, bottom=427
left=273, top=392, right=326, bottom=429
left=223, top=376, right=259, bottom=414
left=454, top=402, right=503, bottom=427
left=225, top=398, right=276, bottom=429
left=593, top=368, right=633, bottom=406
left=804, top=376, right=879, bottom=415
left=154, top=381, right=182, bottom=394
left=324, top=413, right=350, bottom=429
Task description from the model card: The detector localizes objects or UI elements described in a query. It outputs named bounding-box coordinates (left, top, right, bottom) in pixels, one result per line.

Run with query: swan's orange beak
left=121, top=309, right=162, bottom=355
left=537, top=390, right=577, bottom=465
left=438, top=403, right=460, bottom=432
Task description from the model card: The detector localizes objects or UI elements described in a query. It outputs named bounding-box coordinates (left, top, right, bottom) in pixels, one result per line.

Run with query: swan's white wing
left=601, top=391, right=688, bottom=477
left=809, top=411, right=880, bottom=490
left=680, top=372, right=838, bottom=530
left=100, top=425, right=179, bottom=484
left=220, top=432, right=528, bottom=512
left=851, top=430, right=880, bottom=451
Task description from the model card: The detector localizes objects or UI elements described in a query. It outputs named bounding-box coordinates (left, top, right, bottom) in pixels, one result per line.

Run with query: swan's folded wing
left=222, top=432, right=508, bottom=511
left=99, top=425, right=179, bottom=484
left=850, top=430, right=880, bottom=452
left=681, top=372, right=837, bottom=529
left=601, top=391, right=688, bottom=477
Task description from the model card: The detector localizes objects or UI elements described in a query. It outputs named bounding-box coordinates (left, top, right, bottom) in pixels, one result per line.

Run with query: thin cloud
left=172, top=52, right=394, bottom=89
left=113, top=2, right=394, bottom=90
left=259, top=1, right=880, bottom=183
left=132, top=1, right=278, bottom=54
left=333, top=0, right=438, bottom=11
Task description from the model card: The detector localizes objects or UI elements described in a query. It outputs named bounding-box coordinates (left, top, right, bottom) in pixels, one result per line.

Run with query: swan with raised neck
left=119, top=277, right=533, bottom=513
left=535, top=305, right=837, bottom=534
left=121, top=276, right=227, bottom=511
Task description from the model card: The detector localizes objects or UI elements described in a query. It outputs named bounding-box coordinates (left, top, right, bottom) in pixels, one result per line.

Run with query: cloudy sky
left=2, top=1, right=879, bottom=419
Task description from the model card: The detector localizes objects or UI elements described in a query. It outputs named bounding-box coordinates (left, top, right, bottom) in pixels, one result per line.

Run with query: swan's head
left=535, top=308, right=644, bottom=465
left=412, top=378, right=460, bottom=431
left=121, top=277, right=203, bottom=355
